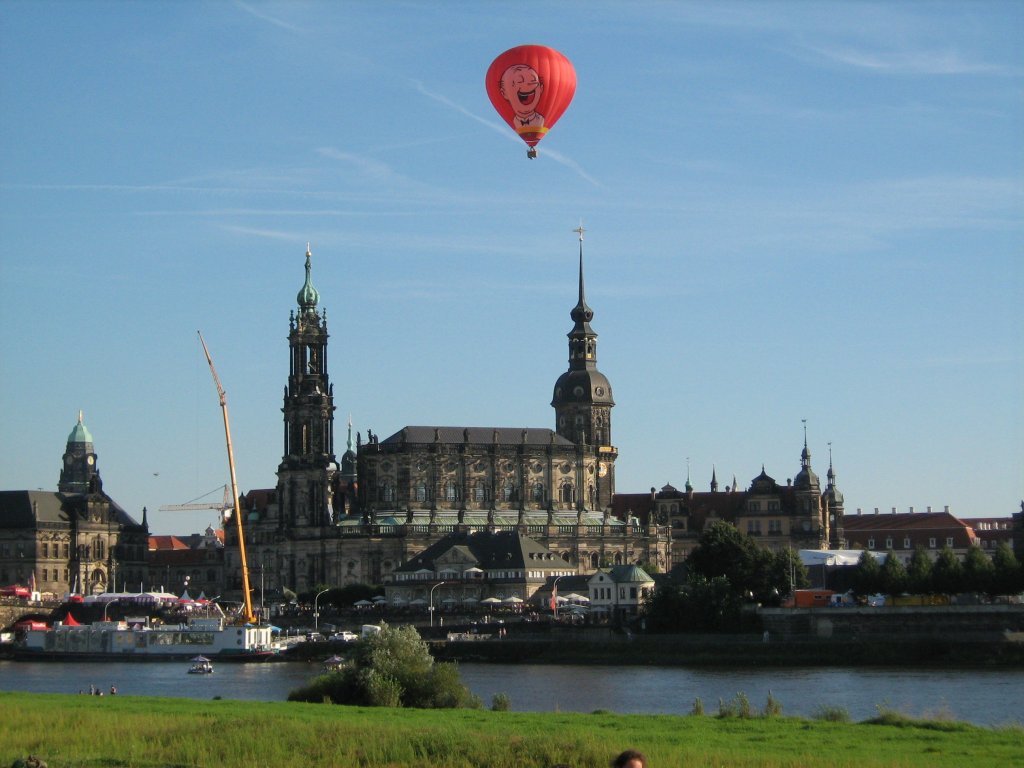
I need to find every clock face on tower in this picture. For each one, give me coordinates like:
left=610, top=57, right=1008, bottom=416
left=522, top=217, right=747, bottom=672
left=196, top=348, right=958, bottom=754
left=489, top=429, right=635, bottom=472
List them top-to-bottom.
left=87, top=456, right=95, bottom=466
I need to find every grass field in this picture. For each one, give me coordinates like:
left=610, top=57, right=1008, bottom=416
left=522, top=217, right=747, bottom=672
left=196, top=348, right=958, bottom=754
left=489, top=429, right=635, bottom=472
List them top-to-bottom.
left=2, top=692, right=1021, bottom=768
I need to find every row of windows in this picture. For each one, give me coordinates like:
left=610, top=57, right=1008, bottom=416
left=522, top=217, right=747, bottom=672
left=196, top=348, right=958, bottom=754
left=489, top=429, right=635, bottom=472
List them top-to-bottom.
left=379, top=481, right=581, bottom=504
left=746, top=520, right=784, bottom=534
left=866, top=537, right=955, bottom=550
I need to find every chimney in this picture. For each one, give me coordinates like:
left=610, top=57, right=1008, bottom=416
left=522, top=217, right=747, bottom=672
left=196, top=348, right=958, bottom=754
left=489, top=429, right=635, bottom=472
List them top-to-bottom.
left=944, top=505, right=949, bottom=513
left=909, top=506, right=914, bottom=514
left=927, top=506, right=932, bottom=513
left=856, top=507, right=862, bottom=515
left=891, top=507, right=897, bottom=514
left=874, top=508, right=879, bottom=515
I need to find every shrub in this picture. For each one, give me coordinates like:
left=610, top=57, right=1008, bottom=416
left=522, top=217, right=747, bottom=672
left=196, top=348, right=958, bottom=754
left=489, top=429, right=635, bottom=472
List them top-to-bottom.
left=287, top=623, right=479, bottom=709
left=763, top=690, right=783, bottom=718
left=717, top=692, right=753, bottom=719
left=491, top=693, right=512, bottom=711
left=690, top=697, right=705, bottom=716
left=812, top=705, right=851, bottom=723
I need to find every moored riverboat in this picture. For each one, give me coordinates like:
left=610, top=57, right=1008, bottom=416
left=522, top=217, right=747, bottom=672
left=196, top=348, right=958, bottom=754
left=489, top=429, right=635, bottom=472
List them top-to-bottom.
left=16, top=616, right=277, bottom=661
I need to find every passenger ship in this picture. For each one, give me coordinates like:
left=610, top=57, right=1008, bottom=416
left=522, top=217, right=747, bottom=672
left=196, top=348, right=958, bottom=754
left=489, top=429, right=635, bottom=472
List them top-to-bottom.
left=18, top=616, right=277, bottom=661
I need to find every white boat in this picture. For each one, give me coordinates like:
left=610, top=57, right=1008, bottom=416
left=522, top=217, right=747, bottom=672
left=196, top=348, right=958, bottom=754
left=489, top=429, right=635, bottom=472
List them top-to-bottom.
left=18, top=616, right=277, bottom=661
left=188, top=655, right=214, bottom=674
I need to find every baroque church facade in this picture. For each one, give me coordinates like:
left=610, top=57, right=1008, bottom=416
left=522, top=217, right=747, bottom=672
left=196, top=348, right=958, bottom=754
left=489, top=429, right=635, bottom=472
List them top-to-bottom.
left=226, top=237, right=671, bottom=596
left=0, top=413, right=149, bottom=596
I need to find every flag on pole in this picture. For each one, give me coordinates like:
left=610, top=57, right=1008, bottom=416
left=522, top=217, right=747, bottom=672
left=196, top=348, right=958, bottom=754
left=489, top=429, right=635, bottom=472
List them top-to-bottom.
left=29, top=571, right=37, bottom=593
left=549, top=582, right=557, bottom=611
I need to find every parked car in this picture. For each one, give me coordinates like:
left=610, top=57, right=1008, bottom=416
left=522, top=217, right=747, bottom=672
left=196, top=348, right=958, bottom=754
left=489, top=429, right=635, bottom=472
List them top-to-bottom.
left=330, top=631, right=358, bottom=642
left=305, top=632, right=326, bottom=643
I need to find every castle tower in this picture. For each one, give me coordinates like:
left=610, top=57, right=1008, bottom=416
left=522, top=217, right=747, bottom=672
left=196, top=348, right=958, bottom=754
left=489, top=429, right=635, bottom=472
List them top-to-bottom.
left=551, top=225, right=616, bottom=508
left=277, top=245, right=338, bottom=531
left=58, top=411, right=100, bottom=494
left=792, top=422, right=825, bottom=546
left=823, top=443, right=845, bottom=547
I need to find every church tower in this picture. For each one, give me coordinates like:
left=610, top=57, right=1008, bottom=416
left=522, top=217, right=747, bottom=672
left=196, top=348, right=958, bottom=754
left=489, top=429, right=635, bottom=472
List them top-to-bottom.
left=551, top=226, right=617, bottom=508
left=276, top=245, right=338, bottom=531
left=59, top=411, right=100, bottom=494
left=792, top=423, right=825, bottom=546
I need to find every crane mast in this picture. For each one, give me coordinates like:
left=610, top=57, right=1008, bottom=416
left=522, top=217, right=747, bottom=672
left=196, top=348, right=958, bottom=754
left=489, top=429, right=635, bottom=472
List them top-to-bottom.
left=197, top=331, right=256, bottom=625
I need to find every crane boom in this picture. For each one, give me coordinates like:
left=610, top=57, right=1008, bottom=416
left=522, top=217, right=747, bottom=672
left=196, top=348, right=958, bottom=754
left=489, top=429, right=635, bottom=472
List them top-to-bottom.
left=197, top=331, right=256, bottom=624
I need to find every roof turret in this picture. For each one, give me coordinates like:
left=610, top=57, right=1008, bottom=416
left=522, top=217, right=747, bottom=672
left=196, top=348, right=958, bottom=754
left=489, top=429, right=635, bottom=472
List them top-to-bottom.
left=296, top=243, right=320, bottom=311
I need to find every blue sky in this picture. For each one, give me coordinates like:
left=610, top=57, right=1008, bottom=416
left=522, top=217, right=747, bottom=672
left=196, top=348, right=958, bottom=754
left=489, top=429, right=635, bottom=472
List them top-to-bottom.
left=1, top=1, right=1021, bottom=536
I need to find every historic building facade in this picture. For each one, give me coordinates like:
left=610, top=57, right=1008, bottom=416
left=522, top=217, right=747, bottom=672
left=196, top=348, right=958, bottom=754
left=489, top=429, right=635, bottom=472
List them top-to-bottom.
left=225, top=236, right=670, bottom=597
left=0, top=413, right=149, bottom=596
left=613, top=436, right=845, bottom=568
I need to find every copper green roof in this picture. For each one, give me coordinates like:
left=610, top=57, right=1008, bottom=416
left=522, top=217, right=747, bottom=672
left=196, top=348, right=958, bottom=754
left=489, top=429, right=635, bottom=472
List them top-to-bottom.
left=67, top=411, right=93, bottom=445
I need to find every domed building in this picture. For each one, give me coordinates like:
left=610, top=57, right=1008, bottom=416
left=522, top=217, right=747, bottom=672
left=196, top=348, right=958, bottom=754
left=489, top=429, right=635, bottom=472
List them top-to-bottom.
left=227, top=233, right=670, bottom=596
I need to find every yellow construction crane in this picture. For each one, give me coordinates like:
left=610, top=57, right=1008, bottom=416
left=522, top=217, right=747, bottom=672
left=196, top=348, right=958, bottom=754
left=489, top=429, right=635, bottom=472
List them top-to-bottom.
left=197, top=331, right=256, bottom=625
left=158, top=485, right=231, bottom=520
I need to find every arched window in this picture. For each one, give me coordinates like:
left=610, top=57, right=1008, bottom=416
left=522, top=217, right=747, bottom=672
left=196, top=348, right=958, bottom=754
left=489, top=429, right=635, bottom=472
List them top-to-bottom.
left=444, top=482, right=460, bottom=502
left=474, top=482, right=491, bottom=503
left=502, top=482, right=516, bottom=502
left=560, top=482, right=574, bottom=504
left=415, top=483, right=427, bottom=503
left=533, top=483, right=545, bottom=503
left=590, top=552, right=599, bottom=569
left=614, top=552, right=623, bottom=565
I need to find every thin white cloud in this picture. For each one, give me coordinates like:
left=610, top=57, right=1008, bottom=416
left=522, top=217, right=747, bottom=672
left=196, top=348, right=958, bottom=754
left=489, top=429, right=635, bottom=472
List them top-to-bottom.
left=233, top=1, right=304, bottom=33
left=801, top=43, right=1012, bottom=76
left=410, top=79, right=601, bottom=187
left=316, top=147, right=413, bottom=187
left=220, top=225, right=300, bottom=241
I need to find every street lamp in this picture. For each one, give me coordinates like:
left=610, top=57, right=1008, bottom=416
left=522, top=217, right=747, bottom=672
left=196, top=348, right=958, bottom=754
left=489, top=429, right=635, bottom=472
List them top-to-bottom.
left=552, top=574, right=565, bottom=620
left=429, top=581, right=446, bottom=628
left=313, top=588, right=329, bottom=633
left=103, top=598, right=120, bottom=622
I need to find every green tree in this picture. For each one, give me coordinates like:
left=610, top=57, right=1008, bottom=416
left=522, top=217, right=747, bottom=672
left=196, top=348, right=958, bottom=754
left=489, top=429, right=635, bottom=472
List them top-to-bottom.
left=686, top=521, right=760, bottom=589
left=991, top=542, right=1023, bottom=596
left=961, top=545, right=995, bottom=595
left=930, top=546, right=963, bottom=595
left=906, top=547, right=933, bottom=594
left=852, top=550, right=883, bottom=596
left=879, top=551, right=908, bottom=594
left=288, top=623, right=480, bottom=708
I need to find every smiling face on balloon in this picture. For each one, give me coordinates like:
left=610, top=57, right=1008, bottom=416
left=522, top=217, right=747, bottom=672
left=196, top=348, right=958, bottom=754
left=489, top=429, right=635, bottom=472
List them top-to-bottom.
left=499, top=64, right=545, bottom=126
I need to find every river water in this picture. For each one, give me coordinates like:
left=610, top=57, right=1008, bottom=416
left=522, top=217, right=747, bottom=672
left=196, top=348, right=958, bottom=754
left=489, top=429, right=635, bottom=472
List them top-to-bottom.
left=2, top=660, right=1021, bottom=727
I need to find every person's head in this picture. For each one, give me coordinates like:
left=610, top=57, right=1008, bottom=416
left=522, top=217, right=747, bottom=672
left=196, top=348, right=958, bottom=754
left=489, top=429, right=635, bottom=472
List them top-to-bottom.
left=499, top=64, right=543, bottom=119
left=612, top=750, right=646, bottom=768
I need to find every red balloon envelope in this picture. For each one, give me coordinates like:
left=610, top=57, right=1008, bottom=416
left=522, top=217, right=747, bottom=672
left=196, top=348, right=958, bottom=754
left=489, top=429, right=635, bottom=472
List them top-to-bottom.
left=486, top=45, right=576, bottom=158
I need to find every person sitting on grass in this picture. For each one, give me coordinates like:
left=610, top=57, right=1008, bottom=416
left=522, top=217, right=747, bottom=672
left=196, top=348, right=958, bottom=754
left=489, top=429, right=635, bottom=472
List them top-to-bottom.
left=612, top=749, right=646, bottom=768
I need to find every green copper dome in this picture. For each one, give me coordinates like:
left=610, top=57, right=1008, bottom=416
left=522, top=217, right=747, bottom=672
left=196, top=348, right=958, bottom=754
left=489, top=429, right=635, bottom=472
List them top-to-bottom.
left=297, top=244, right=320, bottom=309
left=67, top=411, right=93, bottom=444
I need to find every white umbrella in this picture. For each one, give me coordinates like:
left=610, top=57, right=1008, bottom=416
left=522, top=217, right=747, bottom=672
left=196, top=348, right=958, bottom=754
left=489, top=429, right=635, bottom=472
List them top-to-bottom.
left=565, top=593, right=588, bottom=602
left=555, top=595, right=569, bottom=603
left=372, top=596, right=387, bottom=603
left=502, top=596, right=524, bottom=604
left=441, top=597, right=458, bottom=604
left=461, top=597, right=479, bottom=604
left=481, top=597, right=501, bottom=604
left=410, top=598, right=427, bottom=606
left=353, top=599, right=373, bottom=607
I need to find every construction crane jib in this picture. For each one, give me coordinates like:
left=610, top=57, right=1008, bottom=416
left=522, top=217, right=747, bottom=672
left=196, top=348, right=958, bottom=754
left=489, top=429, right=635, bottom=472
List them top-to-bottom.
left=197, top=331, right=256, bottom=625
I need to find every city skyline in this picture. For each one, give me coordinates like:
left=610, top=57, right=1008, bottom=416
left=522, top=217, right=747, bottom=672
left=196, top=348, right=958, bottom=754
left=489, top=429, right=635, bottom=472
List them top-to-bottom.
left=1, top=2, right=1021, bottom=535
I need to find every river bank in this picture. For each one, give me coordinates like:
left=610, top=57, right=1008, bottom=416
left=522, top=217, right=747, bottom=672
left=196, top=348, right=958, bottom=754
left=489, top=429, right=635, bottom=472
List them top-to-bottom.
left=2, top=691, right=1021, bottom=768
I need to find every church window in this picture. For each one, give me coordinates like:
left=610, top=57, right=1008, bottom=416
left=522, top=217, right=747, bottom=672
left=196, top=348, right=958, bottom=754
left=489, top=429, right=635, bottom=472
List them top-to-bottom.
left=474, top=482, right=492, bottom=503
left=560, top=482, right=574, bottom=504
left=532, top=483, right=545, bottom=503
left=415, top=484, right=427, bottom=503
left=614, top=552, right=622, bottom=565
left=590, top=553, right=599, bottom=569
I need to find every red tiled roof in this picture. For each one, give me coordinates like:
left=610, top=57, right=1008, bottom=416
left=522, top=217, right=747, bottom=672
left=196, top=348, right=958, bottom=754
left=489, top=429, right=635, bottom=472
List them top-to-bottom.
left=148, top=535, right=189, bottom=551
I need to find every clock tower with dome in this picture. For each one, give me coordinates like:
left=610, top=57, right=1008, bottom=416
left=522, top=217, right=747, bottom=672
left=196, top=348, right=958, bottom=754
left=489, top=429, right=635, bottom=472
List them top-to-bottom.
left=551, top=226, right=617, bottom=508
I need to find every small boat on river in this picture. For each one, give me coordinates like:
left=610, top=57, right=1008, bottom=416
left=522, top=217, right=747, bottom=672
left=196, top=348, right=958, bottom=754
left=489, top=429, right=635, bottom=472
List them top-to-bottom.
left=188, top=655, right=214, bottom=674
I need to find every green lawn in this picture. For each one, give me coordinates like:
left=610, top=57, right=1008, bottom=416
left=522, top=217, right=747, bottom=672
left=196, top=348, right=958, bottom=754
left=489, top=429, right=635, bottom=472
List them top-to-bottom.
left=1, top=692, right=1021, bottom=768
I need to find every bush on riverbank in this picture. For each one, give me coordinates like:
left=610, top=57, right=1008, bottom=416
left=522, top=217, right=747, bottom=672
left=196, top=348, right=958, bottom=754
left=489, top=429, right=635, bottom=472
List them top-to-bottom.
left=288, top=623, right=481, bottom=708
left=2, top=692, right=1021, bottom=768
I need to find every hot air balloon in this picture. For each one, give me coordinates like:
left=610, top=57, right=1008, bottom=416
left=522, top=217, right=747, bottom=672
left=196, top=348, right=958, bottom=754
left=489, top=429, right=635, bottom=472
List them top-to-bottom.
left=485, top=44, right=576, bottom=159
